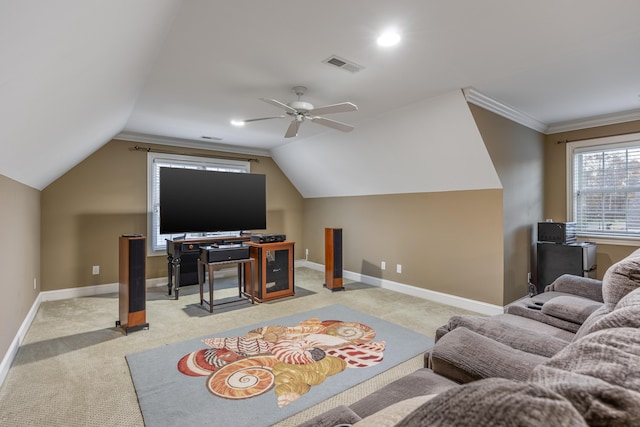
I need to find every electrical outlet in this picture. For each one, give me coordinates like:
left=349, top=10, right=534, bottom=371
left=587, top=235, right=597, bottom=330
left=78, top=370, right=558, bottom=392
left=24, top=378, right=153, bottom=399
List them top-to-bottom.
left=305, top=248, right=309, bottom=260
left=381, top=261, right=386, bottom=270
left=396, top=264, right=402, bottom=274
left=92, top=265, right=100, bottom=275
left=33, top=278, right=37, bottom=290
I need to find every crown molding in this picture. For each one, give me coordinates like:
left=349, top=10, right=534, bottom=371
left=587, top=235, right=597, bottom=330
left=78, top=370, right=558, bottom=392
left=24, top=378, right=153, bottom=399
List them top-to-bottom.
left=463, top=87, right=548, bottom=133
left=464, top=87, right=640, bottom=135
left=546, top=108, right=640, bottom=134
left=115, top=132, right=271, bottom=157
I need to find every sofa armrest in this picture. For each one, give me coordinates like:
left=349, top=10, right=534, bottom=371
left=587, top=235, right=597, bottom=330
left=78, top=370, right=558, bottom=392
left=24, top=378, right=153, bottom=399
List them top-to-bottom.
left=544, top=274, right=603, bottom=302
left=540, top=295, right=603, bottom=324
left=429, top=327, right=549, bottom=383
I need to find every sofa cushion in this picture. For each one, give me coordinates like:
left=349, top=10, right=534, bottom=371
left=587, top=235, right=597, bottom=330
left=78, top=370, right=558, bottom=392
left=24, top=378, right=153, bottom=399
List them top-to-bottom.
left=601, top=255, right=640, bottom=309
left=615, top=286, right=640, bottom=309
left=540, top=295, right=603, bottom=324
left=506, top=301, right=583, bottom=333
left=572, top=305, right=610, bottom=341
left=573, top=305, right=640, bottom=340
left=494, top=313, right=576, bottom=341
left=442, top=314, right=569, bottom=357
left=429, top=327, right=548, bottom=383
left=530, top=327, right=640, bottom=425
left=349, top=368, right=457, bottom=418
left=389, top=378, right=586, bottom=427
left=352, top=395, right=436, bottom=427
left=294, top=405, right=362, bottom=427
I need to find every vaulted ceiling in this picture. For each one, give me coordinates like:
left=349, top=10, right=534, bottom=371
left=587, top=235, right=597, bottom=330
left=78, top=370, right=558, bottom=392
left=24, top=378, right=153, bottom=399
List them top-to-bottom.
left=3, top=1, right=640, bottom=190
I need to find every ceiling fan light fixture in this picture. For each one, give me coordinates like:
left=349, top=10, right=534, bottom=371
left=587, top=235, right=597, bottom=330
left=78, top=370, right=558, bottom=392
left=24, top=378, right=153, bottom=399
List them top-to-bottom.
left=377, top=30, right=401, bottom=47
left=240, top=86, right=358, bottom=138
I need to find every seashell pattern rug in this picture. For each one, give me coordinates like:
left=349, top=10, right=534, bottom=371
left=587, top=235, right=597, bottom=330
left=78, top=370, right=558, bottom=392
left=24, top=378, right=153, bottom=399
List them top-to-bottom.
left=126, top=304, right=433, bottom=427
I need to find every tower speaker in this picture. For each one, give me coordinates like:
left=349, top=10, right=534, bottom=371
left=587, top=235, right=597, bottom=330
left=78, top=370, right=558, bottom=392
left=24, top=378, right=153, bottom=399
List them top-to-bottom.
left=324, top=228, right=344, bottom=291
left=118, top=235, right=149, bottom=333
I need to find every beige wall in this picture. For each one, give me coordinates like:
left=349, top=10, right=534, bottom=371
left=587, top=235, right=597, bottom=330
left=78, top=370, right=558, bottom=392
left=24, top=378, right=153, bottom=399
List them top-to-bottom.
left=470, top=105, right=545, bottom=303
left=545, top=120, right=640, bottom=277
left=41, top=140, right=304, bottom=291
left=0, top=174, right=40, bottom=360
left=303, top=190, right=505, bottom=306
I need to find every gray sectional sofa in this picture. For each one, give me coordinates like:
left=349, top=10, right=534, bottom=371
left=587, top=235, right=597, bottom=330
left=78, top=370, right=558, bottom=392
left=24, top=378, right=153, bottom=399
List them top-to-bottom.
left=298, top=249, right=640, bottom=426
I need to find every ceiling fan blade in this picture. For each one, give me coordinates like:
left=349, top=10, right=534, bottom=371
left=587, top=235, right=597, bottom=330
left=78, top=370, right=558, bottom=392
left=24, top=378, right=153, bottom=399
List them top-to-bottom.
left=260, top=98, right=298, bottom=114
left=309, top=102, right=358, bottom=115
left=243, top=116, right=285, bottom=123
left=311, top=116, right=355, bottom=133
left=284, top=119, right=300, bottom=138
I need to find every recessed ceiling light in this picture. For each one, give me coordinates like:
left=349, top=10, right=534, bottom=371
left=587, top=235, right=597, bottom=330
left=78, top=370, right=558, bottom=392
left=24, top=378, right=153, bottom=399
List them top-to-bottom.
left=377, top=30, right=401, bottom=47
left=230, top=120, right=245, bottom=127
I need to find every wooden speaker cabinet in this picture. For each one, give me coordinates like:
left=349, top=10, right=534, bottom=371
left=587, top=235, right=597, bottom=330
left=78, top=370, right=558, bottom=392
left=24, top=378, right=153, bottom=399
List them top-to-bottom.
left=324, top=228, right=344, bottom=291
left=118, top=235, right=149, bottom=333
left=247, top=241, right=295, bottom=302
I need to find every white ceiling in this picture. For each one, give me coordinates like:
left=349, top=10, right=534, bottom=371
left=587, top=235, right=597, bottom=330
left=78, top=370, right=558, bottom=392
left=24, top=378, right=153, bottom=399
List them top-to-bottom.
left=3, top=0, right=640, bottom=189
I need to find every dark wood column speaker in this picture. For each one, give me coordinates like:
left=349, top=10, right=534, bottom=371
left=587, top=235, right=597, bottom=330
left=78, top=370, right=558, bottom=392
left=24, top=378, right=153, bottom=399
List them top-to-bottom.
left=324, top=228, right=344, bottom=291
left=118, top=235, right=149, bottom=333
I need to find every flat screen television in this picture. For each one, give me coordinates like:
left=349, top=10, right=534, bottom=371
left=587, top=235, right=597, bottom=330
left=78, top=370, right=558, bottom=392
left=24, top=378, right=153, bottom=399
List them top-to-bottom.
left=159, top=167, right=266, bottom=234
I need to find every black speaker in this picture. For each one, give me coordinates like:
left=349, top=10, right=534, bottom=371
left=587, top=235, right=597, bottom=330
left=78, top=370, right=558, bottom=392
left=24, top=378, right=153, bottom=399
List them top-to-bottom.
left=325, top=228, right=344, bottom=291
left=118, top=235, right=149, bottom=333
left=128, top=237, right=145, bottom=313
left=178, top=251, right=201, bottom=286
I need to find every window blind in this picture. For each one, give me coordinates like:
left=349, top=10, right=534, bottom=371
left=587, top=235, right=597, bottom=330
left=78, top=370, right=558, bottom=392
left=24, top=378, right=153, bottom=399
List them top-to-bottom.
left=573, top=142, right=640, bottom=238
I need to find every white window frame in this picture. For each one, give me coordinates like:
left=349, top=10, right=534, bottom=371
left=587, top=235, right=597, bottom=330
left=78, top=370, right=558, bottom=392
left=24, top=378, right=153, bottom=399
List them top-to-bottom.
left=566, top=131, right=640, bottom=246
left=147, top=152, right=250, bottom=256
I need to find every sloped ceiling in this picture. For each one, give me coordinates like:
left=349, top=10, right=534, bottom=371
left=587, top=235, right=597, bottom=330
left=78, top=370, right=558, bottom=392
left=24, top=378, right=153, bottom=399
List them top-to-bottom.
left=0, top=0, right=182, bottom=190
left=2, top=1, right=640, bottom=191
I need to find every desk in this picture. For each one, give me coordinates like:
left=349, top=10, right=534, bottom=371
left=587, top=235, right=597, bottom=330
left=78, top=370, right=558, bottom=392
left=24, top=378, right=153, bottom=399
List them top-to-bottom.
left=166, top=236, right=250, bottom=299
left=197, top=257, right=255, bottom=313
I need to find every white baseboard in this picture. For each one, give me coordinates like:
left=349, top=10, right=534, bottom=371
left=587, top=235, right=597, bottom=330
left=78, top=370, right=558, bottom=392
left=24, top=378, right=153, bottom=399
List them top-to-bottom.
left=301, top=261, right=504, bottom=316
left=2, top=262, right=503, bottom=388
left=0, top=277, right=168, bottom=388
left=0, top=292, right=42, bottom=388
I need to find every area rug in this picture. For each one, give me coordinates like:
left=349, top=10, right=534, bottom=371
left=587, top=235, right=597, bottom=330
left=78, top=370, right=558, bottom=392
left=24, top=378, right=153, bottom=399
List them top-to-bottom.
left=126, top=304, right=434, bottom=427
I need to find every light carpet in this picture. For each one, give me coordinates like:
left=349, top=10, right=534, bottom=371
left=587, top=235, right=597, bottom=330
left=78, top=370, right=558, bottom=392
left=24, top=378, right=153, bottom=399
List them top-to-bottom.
left=126, top=303, right=434, bottom=427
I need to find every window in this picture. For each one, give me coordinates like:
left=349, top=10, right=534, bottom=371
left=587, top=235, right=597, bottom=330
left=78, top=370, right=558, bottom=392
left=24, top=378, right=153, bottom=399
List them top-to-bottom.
left=567, top=132, right=640, bottom=241
left=147, top=152, right=250, bottom=254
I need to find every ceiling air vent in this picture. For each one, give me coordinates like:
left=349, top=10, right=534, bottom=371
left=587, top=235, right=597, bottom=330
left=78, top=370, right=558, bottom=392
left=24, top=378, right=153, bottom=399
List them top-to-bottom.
left=322, top=55, right=364, bottom=73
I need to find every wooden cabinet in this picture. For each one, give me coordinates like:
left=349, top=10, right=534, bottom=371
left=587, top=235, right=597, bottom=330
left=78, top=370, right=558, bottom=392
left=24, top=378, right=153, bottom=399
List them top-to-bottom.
left=247, top=241, right=294, bottom=302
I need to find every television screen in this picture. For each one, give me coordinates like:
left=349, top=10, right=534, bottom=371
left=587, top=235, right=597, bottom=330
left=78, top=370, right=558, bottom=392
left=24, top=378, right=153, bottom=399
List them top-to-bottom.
left=159, top=168, right=266, bottom=234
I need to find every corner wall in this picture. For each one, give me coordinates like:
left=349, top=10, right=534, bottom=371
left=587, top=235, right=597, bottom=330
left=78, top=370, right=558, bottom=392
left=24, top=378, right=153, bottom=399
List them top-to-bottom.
left=469, top=105, right=545, bottom=303
left=0, top=175, right=40, bottom=369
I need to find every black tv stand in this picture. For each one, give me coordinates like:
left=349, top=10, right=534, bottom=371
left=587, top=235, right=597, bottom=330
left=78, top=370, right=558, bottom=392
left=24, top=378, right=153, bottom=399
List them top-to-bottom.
left=166, top=235, right=250, bottom=299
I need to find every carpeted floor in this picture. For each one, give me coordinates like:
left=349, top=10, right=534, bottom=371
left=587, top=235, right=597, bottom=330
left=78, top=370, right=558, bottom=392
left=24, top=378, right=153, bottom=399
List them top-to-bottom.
left=0, top=267, right=476, bottom=426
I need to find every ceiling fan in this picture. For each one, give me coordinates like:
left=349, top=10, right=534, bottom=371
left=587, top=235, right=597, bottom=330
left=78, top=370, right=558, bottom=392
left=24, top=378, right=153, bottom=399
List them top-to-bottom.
left=240, top=86, right=358, bottom=138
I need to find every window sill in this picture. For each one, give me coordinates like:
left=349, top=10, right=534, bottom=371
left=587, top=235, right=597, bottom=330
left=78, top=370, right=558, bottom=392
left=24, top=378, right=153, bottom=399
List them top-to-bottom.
left=577, top=236, right=640, bottom=247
